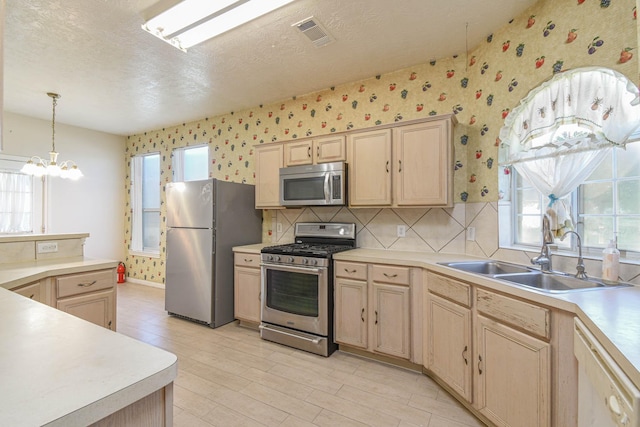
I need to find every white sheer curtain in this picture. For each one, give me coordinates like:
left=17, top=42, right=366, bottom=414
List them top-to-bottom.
left=499, top=67, right=640, bottom=235
left=0, top=170, right=34, bottom=233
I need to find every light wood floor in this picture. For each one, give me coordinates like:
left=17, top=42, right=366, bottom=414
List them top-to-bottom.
left=117, top=282, right=485, bottom=427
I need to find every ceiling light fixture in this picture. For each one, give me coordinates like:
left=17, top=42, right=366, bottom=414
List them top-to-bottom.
left=142, top=0, right=297, bottom=51
left=21, top=93, right=83, bottom=180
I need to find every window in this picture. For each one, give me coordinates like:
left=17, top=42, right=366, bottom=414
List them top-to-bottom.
left=508, top=140, right=640, bottom=257
left=172, top=145, right=209, bottom=181
left=130, top=153, right=161, bottom=255
left=0, top=155, right=44, bottom=234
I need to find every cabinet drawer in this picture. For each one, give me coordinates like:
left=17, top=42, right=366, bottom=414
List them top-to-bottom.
left=235, top=252, right=261, bottom=268
left=335, top=261, right=367, bottom=280
left=371, top=265, right=410, bottom=286
left=57, top=269, right=115, bottom=298
left=427, top=272, right=471, bottom=307
left=13, top=281, right=44, bottom=304
left=476, top=288, right=550, bottom=340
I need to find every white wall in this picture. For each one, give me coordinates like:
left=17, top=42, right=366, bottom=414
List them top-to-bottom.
left=1, top=112, right=126, bottom=261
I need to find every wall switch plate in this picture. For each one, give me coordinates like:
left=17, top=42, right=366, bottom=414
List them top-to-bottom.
left=276, top=223, right=283, bottom=233
left=397, top=225, right=406, bottom=238
left=466, top=227, right=476, bottom=241
left=37, top=241, right=59, bottom=253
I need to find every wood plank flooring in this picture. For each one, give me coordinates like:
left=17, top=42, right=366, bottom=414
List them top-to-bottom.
left=116, top=283, right=485, bottom=427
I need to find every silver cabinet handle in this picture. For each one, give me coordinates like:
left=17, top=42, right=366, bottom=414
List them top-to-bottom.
left=308, top=146, right=312, bottom=158
left=317, top=146, right=320, bottom=158
left=386, top=160, right=389, bottom=173
left=399, top=160, right=402, bottom=173
left=244, top=258, right=253, bottom=263
left=345, top=268, right=357, bottom=274
left=383, top=273, right=398, bottom=278
left=77, top=280, right=97, bottom=287
left=258, top=291, right=261, bottom=301
left=361, top=308, right=365, bottom=322
left=375, top=310, right=378, bottom=325
left=462, top=345, right=468, bottom=365
left=478, top=355, right=483, bottom=375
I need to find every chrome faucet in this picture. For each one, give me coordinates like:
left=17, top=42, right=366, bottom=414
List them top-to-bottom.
left=531, top=214, right=555, bottom=272
left=560, top=230, right=588, bottom=279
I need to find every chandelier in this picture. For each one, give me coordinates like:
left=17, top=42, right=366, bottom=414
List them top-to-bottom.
left=20, top=93, right=83, bottom=180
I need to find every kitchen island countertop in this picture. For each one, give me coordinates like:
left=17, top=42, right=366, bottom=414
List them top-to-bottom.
left=0, top=258, right=177, bottom=426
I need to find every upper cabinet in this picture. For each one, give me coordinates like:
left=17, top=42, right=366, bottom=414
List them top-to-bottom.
left=348, top=116, right=454, bottom=207
left=284, top=135, right=346, bottom=167
left=255, top=143, right=284, bottom=209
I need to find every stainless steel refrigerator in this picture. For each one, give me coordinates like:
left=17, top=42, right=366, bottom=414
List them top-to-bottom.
left=165, top=179, right=261, bottom=327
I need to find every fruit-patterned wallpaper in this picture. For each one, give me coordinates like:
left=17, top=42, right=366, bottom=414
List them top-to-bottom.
left=124, top=0, right=638, bottom=284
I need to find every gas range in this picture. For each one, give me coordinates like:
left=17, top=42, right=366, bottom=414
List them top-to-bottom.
left=261, top=223, right=356, bottom=267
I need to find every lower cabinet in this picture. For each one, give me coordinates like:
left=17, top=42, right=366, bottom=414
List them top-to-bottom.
left=233, top=252, right=262, bottom=325
left=335, top=261, right=412, bottom=361
left=55, top=269, right=116, bottom=330
left=425, top=272, right=556, bottom=427
left=12, top=279, right=50, bottom=305
left=475, top=315, right=550, bottom=427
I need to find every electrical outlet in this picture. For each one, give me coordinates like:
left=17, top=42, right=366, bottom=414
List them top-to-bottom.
left=276, top=223, right=283, bottom=233
left=397, top=225, right=406, bottom=238
left=466, top=227, right=476, bottom=241
left=37, top=241, right=58, bottom=253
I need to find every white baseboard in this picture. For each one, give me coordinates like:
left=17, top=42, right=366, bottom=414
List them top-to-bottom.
left=124, top=277, right=165, bottom=290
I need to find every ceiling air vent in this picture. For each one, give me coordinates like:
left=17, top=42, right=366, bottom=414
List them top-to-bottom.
left=292, top=17, right=334, bottom=48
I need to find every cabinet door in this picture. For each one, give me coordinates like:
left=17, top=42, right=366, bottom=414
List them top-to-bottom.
left=393, top=120, right=452, bottom=206
left=347, top=129, right=392, bottom=206
left=314, top=135, right=346, bottom=164
left=284, top=140, right=313, bottom=167
left=255, top=144, right=283, bottom=208
left=234, top=266, right=261, bottom=324
left=334, top=278, right=368, bottom=349
left=13, top=281, right=46, bottom=304
left=372, top=283, right=410, bottom=359
left=57, top=289, right=116, bottom=330
left=425, top=293, right=472, bottom=402
left=475, top=315, right=550, bottom=427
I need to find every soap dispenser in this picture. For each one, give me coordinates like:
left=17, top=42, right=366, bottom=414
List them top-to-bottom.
left=602, top=239, right=620, bottom=283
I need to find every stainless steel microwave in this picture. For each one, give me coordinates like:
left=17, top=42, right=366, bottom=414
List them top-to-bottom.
left=279, top=161, right=346, bottom=206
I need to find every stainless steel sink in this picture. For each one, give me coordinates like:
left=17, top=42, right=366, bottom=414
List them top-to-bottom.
left=438, top=261, right=534, bottom=275
left=438, top=261, right=631, bottom=293
left=493, top=272, right=630, bottom=293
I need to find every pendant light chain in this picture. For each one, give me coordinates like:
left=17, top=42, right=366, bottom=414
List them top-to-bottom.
left=51, top=94, right=57, bottom=153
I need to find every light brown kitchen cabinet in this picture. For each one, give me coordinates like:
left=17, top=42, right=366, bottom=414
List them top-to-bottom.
left=347, top=116, right=454, bottom=207
left=392, top=119, right=452, bottom=206
left=347, top=128, right=393, bottom=206
left=284, top=135, right=345, bottom=166
left=254, top=143, right=283, bottom=208
left=233, top=252, right=262, bottom=326
left=334, top=261, right=368, bottom=349
left=335, top=261, right=412, bottom=361
left=55, top=269, right=116, bottom=330
left=12, top=279, right=50, bottom=305
left=425, top=279, right=472, bottom=402
left=475, top=314, right=550, bottom=427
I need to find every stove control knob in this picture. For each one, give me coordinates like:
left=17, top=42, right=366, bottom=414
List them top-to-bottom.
left=267, top=255, right=273, bottom=261
left=274, top=256, right=281, bottom=262
left=288, top=257, right=294, bottom=263
left=302, top=258, right=309, bottom=265
left=312, top=259, right=318, bottom=266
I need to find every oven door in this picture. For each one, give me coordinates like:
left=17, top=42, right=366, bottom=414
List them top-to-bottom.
left=261, top=262, right=328, bottom=336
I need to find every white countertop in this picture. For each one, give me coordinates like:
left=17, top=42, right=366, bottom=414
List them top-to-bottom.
left=232, top=243, right=270, bottom=254
left=334, top=248, right=640, bottom=387
left=0, top=257, right=177, bottom=426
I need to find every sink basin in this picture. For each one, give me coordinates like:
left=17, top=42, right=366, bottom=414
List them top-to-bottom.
left=438, top=261, right=534, bottom=275
left=494, top=272, right=631, bottom=293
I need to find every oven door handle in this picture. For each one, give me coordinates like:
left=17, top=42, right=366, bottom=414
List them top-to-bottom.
left=261, top=263, right=325, bottom=274
left=259, top=324, right=322, bottom=344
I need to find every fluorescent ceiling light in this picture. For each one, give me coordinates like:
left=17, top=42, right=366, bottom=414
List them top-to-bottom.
left=142, top=0, right=297, bottom=51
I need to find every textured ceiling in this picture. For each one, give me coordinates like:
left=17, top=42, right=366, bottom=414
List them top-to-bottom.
left=3, top=0, right=538, bottom=136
